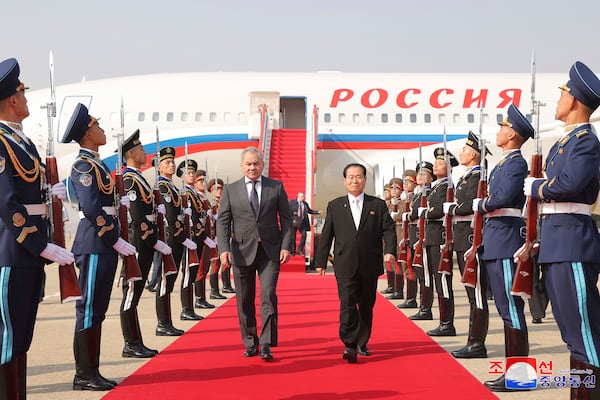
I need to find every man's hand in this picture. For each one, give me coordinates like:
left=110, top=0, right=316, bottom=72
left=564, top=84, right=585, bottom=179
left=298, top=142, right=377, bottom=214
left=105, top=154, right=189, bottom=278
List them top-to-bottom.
left=280, top=249, right=290, bottom=264
left=220, top=251, right=232, bottom=267
left=384, top=253, right=396, bottom=264
left=316, top=267, right=326, bottom=276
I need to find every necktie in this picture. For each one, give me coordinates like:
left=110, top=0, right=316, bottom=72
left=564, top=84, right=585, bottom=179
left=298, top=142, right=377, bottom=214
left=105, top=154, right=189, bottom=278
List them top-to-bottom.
left=250, top=181, right=259, bottom=216
left=352, top=198, right=361, bottom=229
left=298, top=201, right=304, bottom=218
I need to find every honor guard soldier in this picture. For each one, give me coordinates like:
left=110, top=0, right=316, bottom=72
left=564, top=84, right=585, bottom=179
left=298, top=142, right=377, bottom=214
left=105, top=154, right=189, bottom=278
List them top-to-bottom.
left=0, top=58, right=74, bottom=399
left=525, top=61, right=600, bottom=399
left=62, top=103, right=137, bottom=391
left=474, top=104, right=533, bottom=392
left=120, top=130, right=171, bottom=358
left=448, top=132, right=491, bottom=358
left=155, top=147, right=198, bottom=335
left=426, top=148, right=458, bottom=336
left=176, top=159, right=206, bottom=320
left=407, top=161, right=436, bottom=320
left=193, top=170, right=217, bottom=309
left=398, top=170, right=418, bottom=308
left=207, top=178, right=232, bottom=299
left=386, top=178, right=405, bottom=300
left=381, top=183, right=394, bottom=294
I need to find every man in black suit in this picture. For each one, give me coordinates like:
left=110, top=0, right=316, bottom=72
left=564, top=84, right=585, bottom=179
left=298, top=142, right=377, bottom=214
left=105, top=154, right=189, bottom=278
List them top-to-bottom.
left=217, top=147, right=292, bottom=361
left=315, top=163, right=396, bottom=363
left=289, top=192, right=320, bottom=256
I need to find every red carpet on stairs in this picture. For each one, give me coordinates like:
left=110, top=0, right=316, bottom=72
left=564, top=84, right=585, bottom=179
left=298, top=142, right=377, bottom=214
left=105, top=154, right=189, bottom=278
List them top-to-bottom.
left=102, top=274, right=496, bottom=400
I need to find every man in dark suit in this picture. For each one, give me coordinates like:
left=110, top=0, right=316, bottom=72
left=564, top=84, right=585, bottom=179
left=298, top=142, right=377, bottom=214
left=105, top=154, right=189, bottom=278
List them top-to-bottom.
left=217, top=147, right=292, bottom=361
left=315, top=163, right=396, bottom=363
left=289, top=192, right=320, bottom=256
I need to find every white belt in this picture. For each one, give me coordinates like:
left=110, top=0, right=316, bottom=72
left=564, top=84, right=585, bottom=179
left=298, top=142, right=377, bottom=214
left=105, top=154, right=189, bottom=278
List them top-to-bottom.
left=541, top=202, right=591, bottom=216
left=24, top=204, right=48, bottom=216
left=79, top=206, right=117, bottom=219
left=486, top=208, right=522, bottom=218
left=145, top=214, right=156, bottom=222
left=452, top=215, right=473, bottom=223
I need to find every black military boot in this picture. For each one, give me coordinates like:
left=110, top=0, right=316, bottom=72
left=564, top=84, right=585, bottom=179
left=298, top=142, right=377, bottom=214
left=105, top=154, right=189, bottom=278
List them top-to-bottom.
left=221, top=267, right=235, bottom=293
left=380, top=271, right=394, bottom=294
left=386, top=272, right=404, bottom=299
left=209, top=273, right=226, bottom=299
left=194, top=278, right=215, bottom=309
left=398, top=279, right=418, bottom=308
left=180, top=283, right=204, bottom=321
left=409, top=283, right=433, bottom=320
left=156, top=294, right=184, bottom=336
left=427, top=295, right=456, bottom=336
left=452, top=306, right=489, bottom=358
left=121, top=308, right=158, bottom=358
left=73, top=325, right=115, bottom=391
left=484, top=325, right=529, bottom=392
left=16, top=352, right=26, bottom=399
left=570, top=356, right=600, bottom=400
left=0, top=357, right=18, bottom=399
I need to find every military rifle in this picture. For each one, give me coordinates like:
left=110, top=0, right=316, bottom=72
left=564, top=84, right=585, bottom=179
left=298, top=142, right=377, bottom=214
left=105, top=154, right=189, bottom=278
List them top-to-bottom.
left=43, top=51, right=82, bottom=303
left=438, top=125, right=454, bottom=276
left=181, top=141, right=200, bottom=269
left=412, top=144, right=427, bottom=276
left=398, top=157, right=415, bottom=280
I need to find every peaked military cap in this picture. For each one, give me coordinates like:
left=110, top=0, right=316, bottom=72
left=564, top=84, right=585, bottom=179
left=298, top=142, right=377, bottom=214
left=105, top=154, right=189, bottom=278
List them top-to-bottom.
left=0, top=58, right=27, bottom=100
left=560, top=61, right=600, bottom=110
left=61, top=103, right=98, bottom=143
left=498, top=104, right=534, bottom=140
left=122, top=129, right=142, bottom=155
left=465, top=130, right=492, bottom=156
left=433, top=147, right=458, bottom=167
left=176, top=159, right=198, bottom=177
left=416, top=161, right=436, bottom=182
left=403, top=169, right=417, bottom=184
left=389, top=177, right=403, bottom=189
left=207, top=178, right=224, bottom=191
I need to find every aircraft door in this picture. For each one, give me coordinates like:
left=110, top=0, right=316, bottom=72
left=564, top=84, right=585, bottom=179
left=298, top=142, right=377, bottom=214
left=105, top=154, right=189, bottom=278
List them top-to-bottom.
left=280, top=97, right=306, bottom=129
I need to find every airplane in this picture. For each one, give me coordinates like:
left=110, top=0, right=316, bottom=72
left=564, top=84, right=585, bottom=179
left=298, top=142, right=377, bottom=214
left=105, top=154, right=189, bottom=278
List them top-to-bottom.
left=20, top=70, right=600, bottom=243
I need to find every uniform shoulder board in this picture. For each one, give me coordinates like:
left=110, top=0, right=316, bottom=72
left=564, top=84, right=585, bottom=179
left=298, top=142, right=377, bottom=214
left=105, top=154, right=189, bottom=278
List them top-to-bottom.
left=575, top=129, right=590, bottom=138
left=72, top=158, right=95, bottom=174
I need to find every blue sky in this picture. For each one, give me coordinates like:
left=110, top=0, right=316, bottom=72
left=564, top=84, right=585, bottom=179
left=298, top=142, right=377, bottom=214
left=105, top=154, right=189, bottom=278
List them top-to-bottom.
left=4, top=0, right=600, bottom=89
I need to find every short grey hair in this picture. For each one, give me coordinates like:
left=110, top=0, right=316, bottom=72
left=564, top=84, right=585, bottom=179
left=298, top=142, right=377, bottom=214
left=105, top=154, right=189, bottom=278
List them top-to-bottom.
left=240, top=146, right=263, bottom=161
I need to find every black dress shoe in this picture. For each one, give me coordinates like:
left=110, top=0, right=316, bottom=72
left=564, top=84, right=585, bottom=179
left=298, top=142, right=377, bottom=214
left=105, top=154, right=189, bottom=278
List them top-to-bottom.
left=145, top=285, right=156, bottom=293
left=222, top=287, right=236, bottom=294
left=380, top=287, right=394, bottom=294
left=210, top=292, right=227, bottom=300
left=386, top=292, right=404, bottom=300
left=397, top=298, right=418, bottom=309
left=195, top=299, right=215, bottom=309
left=180, top=309, right=204, bottom=321
left=409, top=309, right=433, bottom=320
left=532, top=318, right=543, bottom=324
left=156, top=323, right=184, bottom=336
left=427, top=324, right=456, bottom=337
left=122, top=342, right=158, bottom=358
left=451, top=342, right=487, bottom=359
left=260, top=344, right=273, bottom=361
left=357, top=345, right=371, bottom=356
left=243, top=346, right=259, bottom=357
left=342, top=347, right=358, bottom=363
left=73, top=374, right=115, bottom=391
left=483, top=374, right=530, bottom=392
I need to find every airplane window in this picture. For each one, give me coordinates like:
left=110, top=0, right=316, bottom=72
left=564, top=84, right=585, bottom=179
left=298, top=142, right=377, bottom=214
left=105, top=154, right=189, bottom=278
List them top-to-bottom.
left=138, top=112, right=145, bottom=122
left=152, top=112, right=159, bottom=122
left=166, top=112, right=174, bottom=122
left=181, top=112, right=188, bottom=122
left=195, top=112, right=202, bottom=122
left=209, top=112, right=217, bottom=122
left=224, top=112, right=232, bottom=123
left=238, top=112, right=247, bottom=123
left=324, top=113, right=331, bottom=123
left=338, top=113, right=346, bottom=123
left=353, top=113, right=360, bottom=124
left=367, top=113, right=374, bottom=123
left=395, top=113, right=402, bottom=123
left=381, top=114, right=388, bottom=123
left=410, top=114, right=417, bottom=123
left=424, top=114, right=431, bottom=123
left=438, top=114, right=446, bottom=124
left=453, top=114, right=460, bottom=123
left=467, top=114, right=474, bottom=123
left=483, top=114, right=489, bottom=123
left=496, top=114, right=503, bottom=123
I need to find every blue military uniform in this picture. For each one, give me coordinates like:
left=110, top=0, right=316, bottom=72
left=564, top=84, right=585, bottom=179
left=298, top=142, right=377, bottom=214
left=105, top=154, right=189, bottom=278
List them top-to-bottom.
left=0, top=58, right=51, bottom=398
left=530, top=61, right=600, bottom=398
left=62, top=103, right=120, bottom=391
left=479, top=104, right=533, bottom=392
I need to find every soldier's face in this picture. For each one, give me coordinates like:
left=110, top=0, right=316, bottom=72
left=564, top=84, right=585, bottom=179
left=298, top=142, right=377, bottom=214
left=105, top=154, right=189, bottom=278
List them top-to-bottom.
left=555, top=89, right=574, bottom=122
left=11, top=90, right=29, bottom=121
left=87, top=122, right=106, bottom=146
left=495, top=126, right=512, bottom=148
left=129, top=145, right=146, bottom=167
left=159, top=158, right=175, bottom=177
left=433, top=159, right=447, bottom=178
left=183, top=169, right=195, bottom=185
left=195, top=176, right=206, bottom=192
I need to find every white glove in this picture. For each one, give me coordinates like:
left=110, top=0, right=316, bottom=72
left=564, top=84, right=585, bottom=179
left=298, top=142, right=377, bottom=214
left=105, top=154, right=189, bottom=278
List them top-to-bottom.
left=524, top=177, right=543, bottom=197
left=51, top=182, right=67, bottom=201
left=400, top=191, right=408, bottom=201
left=120, top=195, right=130, bottom=209
left=390, top=197, right=398, bottom=205
left=472, top=198, right=482, bottom=213
left=443, top=202, right=456, bottom=215
left=157, top=204, right=166, bottom=215
left=183, top=207, right=192, bottom=217
left=417, top=207, right=427, bottom=217
left=206, top=209, right=213, bottom=217
left=390, top=211, right=399, bottom=220
left=402, top=212, right=409, bottom=222
left=213, top=213, right=218, bottom=220
left=203, top=237, right=217, bottom=249
left=113, top=238, right=137, bottom=256
left=182, top=238, right=197, bottom=251
left=153, top=239, right=172, bottom=255
left=40, top=243, right=74, bottom=265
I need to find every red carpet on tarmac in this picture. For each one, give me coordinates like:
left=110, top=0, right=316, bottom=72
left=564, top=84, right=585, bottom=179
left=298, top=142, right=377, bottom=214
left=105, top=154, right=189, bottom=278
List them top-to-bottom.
left=102, top=273, right=496, bottom=400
